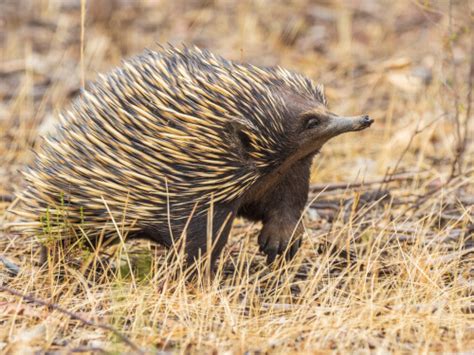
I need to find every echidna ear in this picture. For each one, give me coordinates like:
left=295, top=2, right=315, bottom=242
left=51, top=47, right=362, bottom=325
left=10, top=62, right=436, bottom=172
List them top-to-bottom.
left=228, top=120, right=253, bottom=156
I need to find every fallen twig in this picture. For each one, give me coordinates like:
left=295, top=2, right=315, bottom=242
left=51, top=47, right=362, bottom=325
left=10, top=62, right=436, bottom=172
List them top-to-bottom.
left=310, top=171, right=423, bottom=192
left=405, top=172, right=471, bottom=214
left=0, top=285, right=144, bottom=354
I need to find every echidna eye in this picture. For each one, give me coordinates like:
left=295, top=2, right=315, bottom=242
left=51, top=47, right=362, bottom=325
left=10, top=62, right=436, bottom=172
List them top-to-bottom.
left=306, top=116, right=321, bottom=129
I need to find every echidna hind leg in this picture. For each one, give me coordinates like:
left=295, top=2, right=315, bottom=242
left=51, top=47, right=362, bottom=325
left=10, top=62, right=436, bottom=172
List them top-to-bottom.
left=183, top=205, right=237, bottom=271
left=128, top=226, right=174, bottom=248
left=39, top=244, right=48, bottom=265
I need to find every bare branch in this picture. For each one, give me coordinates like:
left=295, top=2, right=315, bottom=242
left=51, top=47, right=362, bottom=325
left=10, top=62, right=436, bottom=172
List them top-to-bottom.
left=0, top=285, right=144, bottom=354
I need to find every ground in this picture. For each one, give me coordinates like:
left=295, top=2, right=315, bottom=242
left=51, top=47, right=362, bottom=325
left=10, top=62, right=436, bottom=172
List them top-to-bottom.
left=0, top=0, right=473, bottom=353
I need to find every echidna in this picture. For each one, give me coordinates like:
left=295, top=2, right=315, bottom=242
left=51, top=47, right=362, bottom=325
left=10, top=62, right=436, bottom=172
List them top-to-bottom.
left=9, top=45, right=373, bottom=266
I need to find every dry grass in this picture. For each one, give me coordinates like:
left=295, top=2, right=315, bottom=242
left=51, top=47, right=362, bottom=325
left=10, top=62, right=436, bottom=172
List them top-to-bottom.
left=1, top=0, right=473, bottom=353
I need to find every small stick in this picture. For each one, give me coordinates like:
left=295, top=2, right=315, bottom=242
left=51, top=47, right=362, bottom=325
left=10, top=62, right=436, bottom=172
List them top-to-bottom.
left=379, top=114, right=444, bottom=193
left=310, top=171, right=423, bottom=192
left=402, top=171, right=472, bottom=215
left=0, top=285, right=144, bottom=354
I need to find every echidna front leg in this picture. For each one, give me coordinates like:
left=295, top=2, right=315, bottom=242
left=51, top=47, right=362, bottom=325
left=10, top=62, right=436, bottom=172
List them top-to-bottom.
left=257, top=157, right=312, bottom=263
left=258, top=212, right=304, bottom=263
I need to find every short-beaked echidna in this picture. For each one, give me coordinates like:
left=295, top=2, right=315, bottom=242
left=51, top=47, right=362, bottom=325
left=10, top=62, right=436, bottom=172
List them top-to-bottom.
left=10, top=45, right=373, bottom=265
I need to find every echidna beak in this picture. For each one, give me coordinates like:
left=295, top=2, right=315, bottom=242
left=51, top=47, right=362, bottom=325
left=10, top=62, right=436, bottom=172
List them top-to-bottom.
left=332, top=114, right=374, bottom=134
left=358, top=115, right=374, bottom=130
